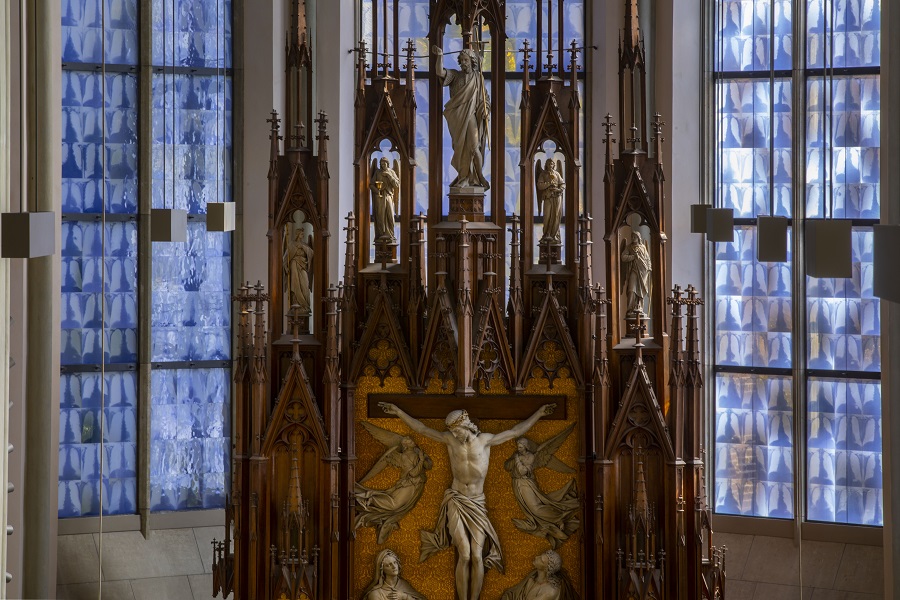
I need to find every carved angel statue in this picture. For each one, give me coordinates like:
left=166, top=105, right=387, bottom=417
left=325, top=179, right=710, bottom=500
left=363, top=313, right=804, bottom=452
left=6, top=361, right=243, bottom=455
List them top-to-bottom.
left=370, top=157, right=401, bottom=242
left=536, top=158, right=565, bottom=244
left=621, top=230, right=652, bottom=314
left=354, top=421, right=433, bottom=544
left=503, top=423, right=580, bottom=549
left=361, top=549, right=428, bottom=600
left=500, top=550, right=580, bottom=600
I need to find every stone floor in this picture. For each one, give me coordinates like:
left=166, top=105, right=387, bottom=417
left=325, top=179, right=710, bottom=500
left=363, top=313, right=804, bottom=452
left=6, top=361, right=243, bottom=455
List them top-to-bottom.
left=57, top=527, right=230, bottom=600
left=57, top=528, right=883, bottom=599
left=717, top=533, right=884, bottom=599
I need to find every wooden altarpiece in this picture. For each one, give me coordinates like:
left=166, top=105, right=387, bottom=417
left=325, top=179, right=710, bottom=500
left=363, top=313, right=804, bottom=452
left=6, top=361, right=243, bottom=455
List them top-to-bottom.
left=216, top=0, right=727, bottom=599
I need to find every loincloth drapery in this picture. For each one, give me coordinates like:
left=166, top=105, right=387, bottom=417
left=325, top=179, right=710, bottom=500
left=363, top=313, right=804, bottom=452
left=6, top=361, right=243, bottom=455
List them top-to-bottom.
left=419, top=488, right=504, bottom=573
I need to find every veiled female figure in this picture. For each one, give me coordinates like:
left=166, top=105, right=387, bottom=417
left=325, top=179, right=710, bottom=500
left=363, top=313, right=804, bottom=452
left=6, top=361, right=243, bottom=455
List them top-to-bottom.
left=355, top=423, right=433, bottom=544
left=504, top=424, right=580, bottom=549
left=361, top=549, right=427, bottom=600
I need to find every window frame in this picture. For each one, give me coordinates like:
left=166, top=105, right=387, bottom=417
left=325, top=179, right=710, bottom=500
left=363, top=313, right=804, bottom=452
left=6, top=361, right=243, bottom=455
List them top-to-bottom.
left=58, top=0, right=238, bottom=524
left=707, top=0, right=884, bottom=539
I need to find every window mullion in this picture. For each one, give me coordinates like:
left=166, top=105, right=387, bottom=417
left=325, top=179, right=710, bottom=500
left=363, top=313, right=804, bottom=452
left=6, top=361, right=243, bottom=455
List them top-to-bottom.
left=137, top=0, right=154, bottom=535
left=791, top=0, right=810, bottom=529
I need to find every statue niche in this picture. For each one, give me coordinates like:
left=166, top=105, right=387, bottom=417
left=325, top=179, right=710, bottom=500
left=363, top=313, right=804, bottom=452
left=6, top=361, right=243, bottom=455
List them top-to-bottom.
left=535, top=156, right=565, bottom=246
left=370, top=157, right=402, bottom=243
left=284, top=210, right=315, bottom=319
left=618, top=212, right=653, bottom=326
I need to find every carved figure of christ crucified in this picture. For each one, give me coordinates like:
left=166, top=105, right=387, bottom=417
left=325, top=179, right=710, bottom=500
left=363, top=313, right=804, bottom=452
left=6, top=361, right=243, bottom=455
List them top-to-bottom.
left=377, top=402, right=556, bottom=600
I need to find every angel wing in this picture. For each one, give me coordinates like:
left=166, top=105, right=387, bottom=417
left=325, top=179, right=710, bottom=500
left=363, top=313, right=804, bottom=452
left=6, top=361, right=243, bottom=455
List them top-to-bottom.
left=392, top=159, right=401, bottom=214
left=535, top=159, right=545, bottom=215
left=556, top=159, right=564, bottom=179
left=357, top=421, right=405, bottom=484
left=533, top=422, right=576, bottom=473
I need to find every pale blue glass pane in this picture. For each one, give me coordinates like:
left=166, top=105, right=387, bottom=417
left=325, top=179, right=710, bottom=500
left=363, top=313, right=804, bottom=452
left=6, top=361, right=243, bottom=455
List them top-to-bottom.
left=62, top=0, right=138, bottom=65
left=152, top=0, right=232, bottom=67
left=398, top=0, right=430, bottom=58
left=717, top=0, right=793, bottom=72
left=807, top=0, right=881, bottom=69
left=505, top=1, right=583, bottom=72
left=62, top=71, right=139, bottom=214
left=152, top=75, right=232, bottom=214
left=806, top=76, right=880, bottom=219
left=415, top=79, right=429, bottom=215
left=717, top=79, right=792, bottom=218
left=505, top=80, right=522, bottom=215
left=61, top=221, right=138, bottom=365
left=151, top=223, right=231, bottom=362
left=715, top=226, right=793, bottom=368
left=807, top=228, right=880, bottom=372
left=150, top=368, right=230, bottom=511
left=59, top=372, right=138, bottom=517
left=714, top=373, right=794, bottom=518
left=807, top=377, right=883, bottom=525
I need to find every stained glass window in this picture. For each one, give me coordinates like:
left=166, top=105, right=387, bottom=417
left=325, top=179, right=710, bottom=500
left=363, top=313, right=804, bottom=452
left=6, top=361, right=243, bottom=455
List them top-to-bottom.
left=59, top=0, right=232, bottom=517
left=713, top=0, right=882, bottom=526
left=150, top=369, right=230, bottom=511
left=715, top=373, right=794, bottom=518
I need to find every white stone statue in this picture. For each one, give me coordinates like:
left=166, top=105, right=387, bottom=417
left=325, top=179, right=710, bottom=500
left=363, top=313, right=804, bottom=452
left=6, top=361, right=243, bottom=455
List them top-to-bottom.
left=432, top=45, right=490, bottom=189
left=370, top=157, right=401, bottom=242
left=535, top=159, right=565, bottom=244
left=283, top=226, right=313, bottom=313
left=621, top=230, right=652, bottom=314
left=378, top=402, right=557, bottom=600
left=355, top=422, right=433, bottom=545
left=503, top=423, right=580, bottom=549
left=361, top=549, right=428, bottom=600
left=500, top=550, right=580, bottom=600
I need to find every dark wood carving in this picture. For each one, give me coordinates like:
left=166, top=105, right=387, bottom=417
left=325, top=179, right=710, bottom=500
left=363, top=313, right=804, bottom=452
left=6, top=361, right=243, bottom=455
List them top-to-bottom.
left=221, top=1, right=726, bottom=599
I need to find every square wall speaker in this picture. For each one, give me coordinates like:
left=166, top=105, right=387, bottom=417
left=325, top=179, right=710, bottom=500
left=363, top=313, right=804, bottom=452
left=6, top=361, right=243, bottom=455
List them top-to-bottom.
left=207, top=202, right=236, bottom=232
left=690, top=204, right=710, bottom=234
left=151, top=208, right=188, bottom=242
left=705, top=208, right=734, bottom=242
left=1, top=211, right=56, bottom=258
left=757, top=216, right=789, bottom=262
left=807, top=219, right=851, bottom=278
left=874, top=224, right=900, bottom=303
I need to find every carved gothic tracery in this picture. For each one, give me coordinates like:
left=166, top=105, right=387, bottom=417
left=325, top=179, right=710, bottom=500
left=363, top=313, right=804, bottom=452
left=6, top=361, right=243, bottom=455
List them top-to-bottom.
left=219, top=1, right=725, bottom=599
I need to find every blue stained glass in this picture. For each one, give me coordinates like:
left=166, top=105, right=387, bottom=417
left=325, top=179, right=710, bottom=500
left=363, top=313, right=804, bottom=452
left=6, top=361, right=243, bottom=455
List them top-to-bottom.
left=62, top=0, right=138, bottom=65
left=152, top=0, right=232, bottom=68
left=717, top=0, right=792, bottom=72
left=807, top=0, right=881, bottom=69
left=505, top=1, right=584, bottom=72
left=62, top=71, right=139, bottom=214
left=152, top=75, right=232, bottom=214
left=805, top=76, right=880, bottom=219
left=415, top=79, right=429, bottom=215
left=717, top=79, right=792, bottom=218
left=505, top=80, right=523, bottom=215
left=61, top=221, right=138, bottom=365
left=151, top=223, right=231, bottom=362
left=715, top=226, right=793, bottom=368
left=807, top=228, right=880, bottom=372
left=150, top=368, right=230, bottom=511
left=59, top=372, right=138, bottom=517
left=714, top=373, right=794, bottom=518
left=807, top=377, right=883, bottom=525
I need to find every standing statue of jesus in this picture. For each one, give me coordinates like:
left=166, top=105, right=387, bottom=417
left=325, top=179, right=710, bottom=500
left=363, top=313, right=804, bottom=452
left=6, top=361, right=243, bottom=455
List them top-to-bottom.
left=378, top=402, right=557, bottom=600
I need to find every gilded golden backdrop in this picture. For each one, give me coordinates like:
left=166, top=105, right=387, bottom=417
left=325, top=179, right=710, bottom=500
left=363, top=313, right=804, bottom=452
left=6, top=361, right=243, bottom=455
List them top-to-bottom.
left=354, top=375, right=582, bottom=599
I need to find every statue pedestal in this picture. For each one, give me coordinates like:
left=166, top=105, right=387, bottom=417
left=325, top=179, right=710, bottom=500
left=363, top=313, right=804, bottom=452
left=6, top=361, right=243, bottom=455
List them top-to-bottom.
left=448, top=186, right=486, bottom=222
left=374, top=239, right=398, bottom=266
left=539, top=241, right=562, bottom=264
